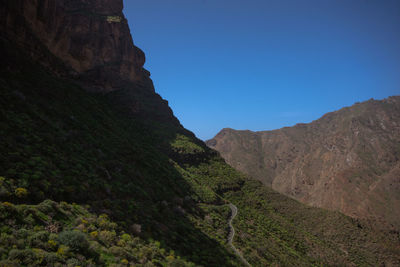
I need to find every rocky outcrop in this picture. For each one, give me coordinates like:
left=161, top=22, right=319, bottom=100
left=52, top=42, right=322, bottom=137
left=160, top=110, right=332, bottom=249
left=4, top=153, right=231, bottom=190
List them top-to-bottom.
left=0, top=0, right=150, bottom=92
left=0, top=0, right=181, bottom=126
left=207, top=97, right=400, bottom=230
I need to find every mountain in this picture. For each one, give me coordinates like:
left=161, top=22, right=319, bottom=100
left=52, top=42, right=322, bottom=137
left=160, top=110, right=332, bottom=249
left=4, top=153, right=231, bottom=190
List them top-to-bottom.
left=1, top=1, right=400, bottom=266
left=207, top=97, right=400, bottom=231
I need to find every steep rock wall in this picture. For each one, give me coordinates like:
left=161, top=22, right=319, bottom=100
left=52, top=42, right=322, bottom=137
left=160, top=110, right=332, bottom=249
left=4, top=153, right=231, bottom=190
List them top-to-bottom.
left=1, top=0, right=150, bottom=92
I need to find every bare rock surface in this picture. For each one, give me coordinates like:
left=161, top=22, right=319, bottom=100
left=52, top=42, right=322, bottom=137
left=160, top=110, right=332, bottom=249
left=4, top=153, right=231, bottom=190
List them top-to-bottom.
left=0, top=0, right=180, bottom=126
left=1, top=0, right=150, bottom=92
left=207, top=96, right=400, bottom=230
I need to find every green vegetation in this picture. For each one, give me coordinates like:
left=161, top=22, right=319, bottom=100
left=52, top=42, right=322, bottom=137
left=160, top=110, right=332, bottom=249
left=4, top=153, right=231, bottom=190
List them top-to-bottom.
left=0, top=37, right=399, bottom=266
left=0, top=38, right=237, bottom=266
left=171, top=134, right=205, bottom=155
left=185, top=160, right=400, bottom=266
left=0, top=199, right=195, bottom=266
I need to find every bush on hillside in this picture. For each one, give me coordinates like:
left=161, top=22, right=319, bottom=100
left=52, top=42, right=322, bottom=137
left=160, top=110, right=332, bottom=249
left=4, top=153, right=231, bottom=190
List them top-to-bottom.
left=58, top=230, right=88, bottom=252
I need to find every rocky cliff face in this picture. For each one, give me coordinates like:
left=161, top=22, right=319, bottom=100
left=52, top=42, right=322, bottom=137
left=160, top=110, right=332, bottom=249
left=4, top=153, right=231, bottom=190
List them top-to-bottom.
left=1, top=0, right=150, bottom=92
left=1, top=0, right=180, bottom=125
left=207, top=97, right=400, bottom=230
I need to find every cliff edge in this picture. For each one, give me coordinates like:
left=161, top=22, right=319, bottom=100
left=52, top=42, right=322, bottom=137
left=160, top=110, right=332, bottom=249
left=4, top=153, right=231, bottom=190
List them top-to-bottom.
left=1, top=0, right=151, bottom=92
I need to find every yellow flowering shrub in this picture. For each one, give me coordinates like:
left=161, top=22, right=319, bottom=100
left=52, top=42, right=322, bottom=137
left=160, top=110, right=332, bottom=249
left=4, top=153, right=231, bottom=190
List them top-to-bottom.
left=15, top=187, right=28, bottom=198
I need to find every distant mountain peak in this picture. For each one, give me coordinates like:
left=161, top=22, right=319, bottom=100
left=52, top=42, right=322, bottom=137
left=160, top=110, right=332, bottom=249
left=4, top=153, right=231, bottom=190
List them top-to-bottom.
left=208, top=96, right=400, bottom=230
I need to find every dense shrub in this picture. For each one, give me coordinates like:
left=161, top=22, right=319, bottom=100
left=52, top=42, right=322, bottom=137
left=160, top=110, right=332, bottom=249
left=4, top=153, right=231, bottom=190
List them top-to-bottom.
left=14, top=188, right=28, bottom=198
left=38, top=199, right=56, bottom=213
left=16, top=228, right=28, bottom=239
left=58, top=230, right=88, bottom=252
left=98, top=230, right=116, bottom=245
left=28, top=231, right=49, bottom=248
left=8, top=249, right=36, bottom=265
left=44, top=252, right=61, bottom=265
left=66, top=257, right=82, bottom=266
left=168, top=258, right=190, bottom=267
left=0, top=259, right=19, bottom=267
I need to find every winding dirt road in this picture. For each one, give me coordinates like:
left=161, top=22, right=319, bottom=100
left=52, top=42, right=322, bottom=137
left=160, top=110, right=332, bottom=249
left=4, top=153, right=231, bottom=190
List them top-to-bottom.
left=227, top=203, right=251, bottom=267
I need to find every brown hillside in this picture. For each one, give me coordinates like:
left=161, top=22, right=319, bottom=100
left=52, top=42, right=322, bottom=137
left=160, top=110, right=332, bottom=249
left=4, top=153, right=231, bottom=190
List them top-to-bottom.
left=207, top=97, right=400, bottom=230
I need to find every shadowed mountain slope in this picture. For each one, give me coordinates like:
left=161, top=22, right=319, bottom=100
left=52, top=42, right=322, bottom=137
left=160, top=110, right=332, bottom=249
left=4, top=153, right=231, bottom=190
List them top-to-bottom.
left=207, top=97, right=400, bottom=231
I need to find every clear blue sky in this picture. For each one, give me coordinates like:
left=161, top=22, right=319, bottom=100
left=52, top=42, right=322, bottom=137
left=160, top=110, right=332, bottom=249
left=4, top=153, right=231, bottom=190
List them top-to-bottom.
left=123, top=0, right=400, bottom=140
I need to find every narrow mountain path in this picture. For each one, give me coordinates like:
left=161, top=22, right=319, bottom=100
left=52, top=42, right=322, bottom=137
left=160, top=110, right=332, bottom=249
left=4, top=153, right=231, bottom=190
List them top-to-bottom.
left=227, top=203, right=251, bottom=267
